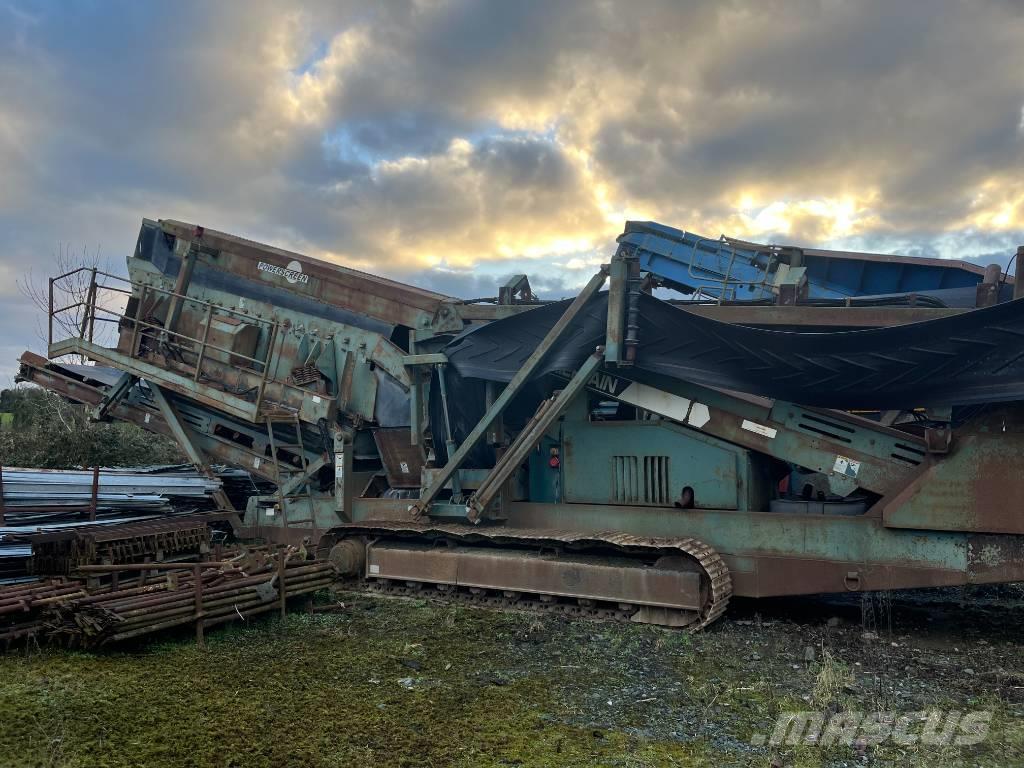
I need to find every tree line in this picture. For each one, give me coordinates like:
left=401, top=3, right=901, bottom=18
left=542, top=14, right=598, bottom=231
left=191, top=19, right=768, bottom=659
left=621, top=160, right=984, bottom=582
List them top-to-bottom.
left=0, top=388, right=184, bottom=469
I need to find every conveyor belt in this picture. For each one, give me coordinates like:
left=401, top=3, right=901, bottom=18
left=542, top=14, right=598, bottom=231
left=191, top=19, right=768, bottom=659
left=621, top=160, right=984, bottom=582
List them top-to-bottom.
left=445, top=293, right=1024, bottom=409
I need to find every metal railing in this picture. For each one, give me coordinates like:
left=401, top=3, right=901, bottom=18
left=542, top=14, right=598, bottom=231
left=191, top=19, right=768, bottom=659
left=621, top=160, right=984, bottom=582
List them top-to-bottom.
left=684, top=235, right=773, bottom=303
left=48, top=267, right=291, bottom=415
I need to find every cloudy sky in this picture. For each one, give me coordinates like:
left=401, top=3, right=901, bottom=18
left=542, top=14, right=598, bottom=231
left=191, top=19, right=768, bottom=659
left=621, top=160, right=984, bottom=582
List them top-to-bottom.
left=2, top=0, right=1023, bottom=381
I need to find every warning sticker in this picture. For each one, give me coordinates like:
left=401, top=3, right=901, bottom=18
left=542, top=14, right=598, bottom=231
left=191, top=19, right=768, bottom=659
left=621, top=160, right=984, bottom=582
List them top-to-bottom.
left=833, top=455, right=861, bottom=478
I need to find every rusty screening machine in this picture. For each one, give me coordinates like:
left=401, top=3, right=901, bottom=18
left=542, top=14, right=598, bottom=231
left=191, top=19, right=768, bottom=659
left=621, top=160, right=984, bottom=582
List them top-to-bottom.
left=19, top=218, right=1024, bottom=628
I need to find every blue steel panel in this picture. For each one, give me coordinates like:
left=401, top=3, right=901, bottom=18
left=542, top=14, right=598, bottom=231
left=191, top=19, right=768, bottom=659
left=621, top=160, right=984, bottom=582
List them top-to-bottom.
left=619, top=220, right=983, bottom=300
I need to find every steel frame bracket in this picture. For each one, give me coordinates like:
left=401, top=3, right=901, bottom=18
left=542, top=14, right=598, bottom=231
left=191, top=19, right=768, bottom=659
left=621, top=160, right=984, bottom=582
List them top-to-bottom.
left=411, top=266, right=609, bottom=516
left=466, top=351, right=603, bottom=522
left=402, top=353, right=449, bottom=367
left=91, top=372, right=138, bottom=422
left=149, top=381, right=237, bottom=513
left=277, top=454, right=331, bottom=498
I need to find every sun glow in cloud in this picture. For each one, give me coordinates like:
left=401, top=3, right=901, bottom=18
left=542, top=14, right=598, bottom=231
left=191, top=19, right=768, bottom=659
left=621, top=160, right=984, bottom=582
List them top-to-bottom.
left=1, top=0, right=1024, bottom=386
left=182, top=3, right=1024, bottom=275
left=961, top=178, right=1024, bottom=232
left=724, top=194, right=880, bottom=242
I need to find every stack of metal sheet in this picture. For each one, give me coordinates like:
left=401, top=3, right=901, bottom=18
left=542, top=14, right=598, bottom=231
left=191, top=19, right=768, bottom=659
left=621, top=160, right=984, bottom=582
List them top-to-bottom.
left=0, top=466, right=228, bottom=579
left=0, top=466, right=222, bottom=522
left=0, top=544, right=32, bottom=584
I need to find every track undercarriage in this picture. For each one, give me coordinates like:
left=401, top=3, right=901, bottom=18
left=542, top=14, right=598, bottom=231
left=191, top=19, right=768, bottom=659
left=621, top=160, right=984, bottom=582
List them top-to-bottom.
left=322, top=524, right=731, bottom=629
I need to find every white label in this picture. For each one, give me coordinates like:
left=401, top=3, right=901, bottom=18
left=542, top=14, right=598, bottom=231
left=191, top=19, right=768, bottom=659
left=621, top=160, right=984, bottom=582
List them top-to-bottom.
left=258, top=260, right=309, bottom=285
left=618, top=382, right=691, bottom=422
left=312, top=395, right=322, bottom=404
left=687, top=403, right=711, bottom=428
left=144, top=413, right=151, bottom=424
left=741, top=419, right=777, bottom=439
left=335, top=455, right=345, bottom=478
left=833, top=455, right=861, bottom=478
left=253, top=457, right=261, bottom=469
left=399, top=461, right=410, bottom=474
left=265, top=507, right=275, bottom=517
left=369, top=564, right=380, bottom=575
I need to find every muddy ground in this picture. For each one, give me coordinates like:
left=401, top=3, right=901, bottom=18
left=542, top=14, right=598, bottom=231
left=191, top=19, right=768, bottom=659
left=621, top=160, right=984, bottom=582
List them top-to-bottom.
left=0, top=587, right=1022, bottom=767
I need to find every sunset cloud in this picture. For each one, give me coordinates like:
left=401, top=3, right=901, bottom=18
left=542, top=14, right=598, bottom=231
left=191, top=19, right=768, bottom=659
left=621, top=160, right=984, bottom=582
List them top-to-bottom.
left=1, top=0, right=1023, bottom=380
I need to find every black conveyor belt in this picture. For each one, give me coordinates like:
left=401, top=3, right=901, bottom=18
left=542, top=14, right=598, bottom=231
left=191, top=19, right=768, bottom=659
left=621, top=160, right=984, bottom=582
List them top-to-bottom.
left=445, top=294, right=1024, bottom=409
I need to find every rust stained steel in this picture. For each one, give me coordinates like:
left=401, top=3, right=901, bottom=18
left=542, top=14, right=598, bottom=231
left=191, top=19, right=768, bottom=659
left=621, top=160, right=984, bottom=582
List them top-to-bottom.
left=159, top=219, right=463, bottom=331
left=47, top=268, right=338, bottom=425
left=677, top=304, right=965, bottom=328
left=49, top=338, right=265, bottom=424
left=18, top=351, right=116, bottom=409
left=467, top=352, right=603, bottom=522
left=16, top=353, right=290, bottom=487
left=562, top=368, right=927, bottom=498
left=148, top=383, right=236, bottom=512
left=876, top=423, right=1024, bottom=535
left=372, top=428, right=426, bottom=489
left=88, top=466, right=100, bottom=522
left=500, top=501, right=1024, bottom=597
left=24, top=514, right=221, bottom=576
left=328, top=521, right=732, bottom=629
left=967, top=533, right=1024, bottom=583
left=729, top=537, right=1024, bottom=597
left=367, top=542, right=704, bottom=612
left=277, top=549, right=287, bottom=620
left=1, top=553, right=335, bottom=649
left=724, top=555, right=969, bottom=598
left=74, top=560, right=237, bottom=572
left=76, top=561, right=333, bottom=646
left=193, top=562, right=205, bottom=647
left=0, top=581, right=88, bottom=616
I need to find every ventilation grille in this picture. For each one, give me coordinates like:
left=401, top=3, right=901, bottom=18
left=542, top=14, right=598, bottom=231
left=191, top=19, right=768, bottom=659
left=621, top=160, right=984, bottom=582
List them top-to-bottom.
left=795, top=412, right=924, bottom=467
left=796, top=412, right=855, bottom=443
left=891, top=442, right=925, bottom=466
left=612, top=455, right=670, bottom=505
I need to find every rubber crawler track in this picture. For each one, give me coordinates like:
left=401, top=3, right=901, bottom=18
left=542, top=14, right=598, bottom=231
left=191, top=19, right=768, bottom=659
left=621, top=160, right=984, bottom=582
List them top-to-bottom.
left=325, top=522, right=732, bottom=630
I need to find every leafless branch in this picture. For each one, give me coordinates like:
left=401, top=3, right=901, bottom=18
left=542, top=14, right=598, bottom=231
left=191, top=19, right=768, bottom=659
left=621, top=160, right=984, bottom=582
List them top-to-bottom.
left=18, top=242, right=116, bottom=365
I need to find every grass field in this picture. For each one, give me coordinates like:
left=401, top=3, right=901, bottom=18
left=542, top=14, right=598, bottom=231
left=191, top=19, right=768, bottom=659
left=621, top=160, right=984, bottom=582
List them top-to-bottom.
left=1, top=591, right=1022, bottom=767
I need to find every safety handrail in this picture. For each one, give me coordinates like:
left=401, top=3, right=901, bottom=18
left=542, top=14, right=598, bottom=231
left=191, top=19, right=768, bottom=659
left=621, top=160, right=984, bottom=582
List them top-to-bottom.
left=685, top=235, right=773, bottom=303
left=47, top=266, right=307, bottom=415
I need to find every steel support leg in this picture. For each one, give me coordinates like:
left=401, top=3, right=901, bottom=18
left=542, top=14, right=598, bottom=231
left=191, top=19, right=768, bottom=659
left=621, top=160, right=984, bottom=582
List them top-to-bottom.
left=605, top=258, right=628, bottom=364
left=411, top=267, right=608, bottom=516
left=467, top=352, right=602, bottom=522
left=149, top=382, right=238, bottom=514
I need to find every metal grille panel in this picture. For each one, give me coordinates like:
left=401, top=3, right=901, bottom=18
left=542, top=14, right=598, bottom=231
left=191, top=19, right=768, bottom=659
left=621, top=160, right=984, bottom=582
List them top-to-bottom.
left=612, top=455, right=670, bottom=505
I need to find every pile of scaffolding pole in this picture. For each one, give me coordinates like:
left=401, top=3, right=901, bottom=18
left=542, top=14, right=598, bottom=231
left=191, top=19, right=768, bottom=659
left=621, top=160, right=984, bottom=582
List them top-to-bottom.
left=32, top=551, right=334, bottom=649
left=0, top=578, right=89, bottom=644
